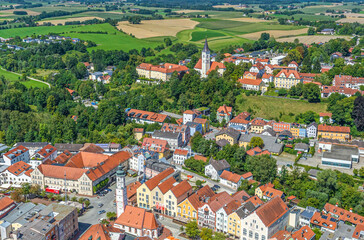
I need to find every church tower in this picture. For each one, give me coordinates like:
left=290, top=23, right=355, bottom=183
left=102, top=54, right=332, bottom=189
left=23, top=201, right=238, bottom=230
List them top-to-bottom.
left=201, top=38, right=211, bottom=78
left=116, top=164, right=127, bottom=218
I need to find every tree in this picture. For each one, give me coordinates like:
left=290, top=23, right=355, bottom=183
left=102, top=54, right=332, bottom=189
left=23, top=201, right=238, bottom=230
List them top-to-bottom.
left=308, top=27, right=315, bottom=35
left=260, top=32, right=270, bottom=41
left=164, top=38, right=172, bottom=46
left=303, top=83, right=321, bottom=103
left=46, top=95, right=56, bottom=113
left=352, top=96, right=364, bottom=131
left=250, top=137, right=264, bottom=148
left=245, top=155, right=277, bottom=183
left=359, top=167, right=364, bottom=178
left=353, top=169, right=358, bottom=176
left=317, top=170, right=337, bottom=195
left=10, top=189, right=23, bottom=202
left=106, top=212, right=117, bottom=220
left=185, top=221, right=200, bottom=238
left=200, top=228, right=212, bottom=240
left=312, top=228, right=323, bottom=240
left=213, top=232, right=226, bottom=240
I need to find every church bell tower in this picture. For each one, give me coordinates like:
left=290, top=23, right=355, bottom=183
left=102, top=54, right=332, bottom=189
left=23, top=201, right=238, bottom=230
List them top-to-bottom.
left=201, top=38, right=211, bottom=78
left=116, top=164, right=127, bottom=217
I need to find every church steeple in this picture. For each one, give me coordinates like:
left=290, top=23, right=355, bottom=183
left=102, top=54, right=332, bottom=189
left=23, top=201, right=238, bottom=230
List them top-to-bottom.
left=201, top=38, right=211, bottom=78
left=203, top=38, right=210, bottom=53
left=116, top=164, right=127, bottom=217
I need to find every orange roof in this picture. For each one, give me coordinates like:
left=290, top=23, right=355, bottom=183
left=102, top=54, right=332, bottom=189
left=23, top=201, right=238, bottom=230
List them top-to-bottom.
left=194, top=59, right=203, bottom=69
left=206, top=61, right=226, bottom=74
left=289, top=61, right=298, bottom=67
left=137, top=62, right=188, bottom=74
left=275, top=69, right=301, bottom=79
left=243, top=71, right=258, bottom=76
left=262, top=73, right=273, bottom=79
left=239, top=78, right=262, bottom=86
left=66, top=88, right=75, bottom=95
left=217, top=105, right=232, bottom=115
left=127, top=109, right=168, bottom=123
left=184, top=110, right=194, bottom=114
left=229, top=112, right=250, bottom=124
left=319, top=113, right=332, bottom=118
left=193, top=118, right=207, bottom=124
left=250, top=118, right=266, bottom=126
left=318, top=124, right=350, bottom=133
left=134, top=128, right=144, bottom=133
left=142, top=138, right=169, bottom=153
left=79, top=143, right=104, bottom=153
left=32, top=144, right=57, bottom=159
left=4, top=145, right=28, bottom=158
left=246, top=147, right=270, bottom=156
left=174, top=149, right=189, bottom=156
left=53, top=150, right=72, bottom=164
left=65, top=152, right=109, bottom=168
left=194, top=155, right=207, bottom=162
left=6, top=161, right=31, bottom=176
left=38, top=164, right=86, bottom=180
left=144, top=168, right=174, bottom=190
left=24, top=169, right=33, bottom=177
left=220, top=170, right=242, bottom=183
left=241, top=172, right=253, bottom=179
left=158, top=177, right=176, bottom=194
left=170, top=180, right=192, bottom=199
left=127, top=181, right=141, bottom=199
left=187, top=185, right=215, bottom=210
left=263, top=186, right=284, bottom=199
left=232, top=190, right=250, bottom=203
left=208, top=191, right=233, bottom=212
left=287, top=195, right=296, bottom=200
left=0, top=196, right=15, bottom=211
left=246, top=196, right=263, bottom=207
left=256, top=197, right=288, bottom=227
left=224, top=200, right=241, bottom=215
left=324, top=203, right=364, bottom=226
left=114, top=205, right=159, bottom=230
left=310, top=212, right=337, bottom=230
left=79, top=224, right=123, bottom=240
left=352, top=224, right=364, bottom=239
left=292, top=226, right=315, bottom=240
left=271, top=230, right=291, bottom=240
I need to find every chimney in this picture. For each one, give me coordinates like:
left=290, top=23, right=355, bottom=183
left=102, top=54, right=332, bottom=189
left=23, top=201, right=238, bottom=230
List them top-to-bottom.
left=336, top=202, right=338, bottom=207
left=350, top=208, right=352, bottom=212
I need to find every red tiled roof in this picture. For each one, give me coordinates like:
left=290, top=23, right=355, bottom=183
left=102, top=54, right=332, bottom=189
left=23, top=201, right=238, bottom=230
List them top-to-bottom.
left=206, top=61, right=226, bottom=74
left=289, top=61, right=298, bottom=67
left=137, top=62, right=188, bottom=74
left=275, top=69, right=301, bottom=79
left=243, top=71, right=258, bottom=77
left=299, top=72, right=320, bottom=79
left=262, top=73, right=273, bottom=79
left=333, top=75, right=364, bottom=86
left=238, top=78, right=262, bottom=86
left=321, top=85, right=364, bottom=96
left=66, top=88, right=75, bottom=95
left=217, top=105, right=232, bottom=115
left=127, top=109, right=168, bottom=123
left=184, top=110, right=194, bottom=114
left=229, top=112, right=250, bottom=124
left=319, top=113, right=332, bottom=118
left=193, top=118, right=207, bottom=124
left=250, top=118, right=267, bottom=126
left=318, top=124, right=350, bottom=133
left=134, top=128, right=144, bottom=133
left=142, top=138, right=169, bottom=153
left=80, top=143, right=104, bottom=153
left=32, top=144, right=56, bottom=159
left=4, top=145, right=28, bottom=158
left=246, top=147, right=263, bottom=156
left=174, top=149, right=189, bottom=156
left=53, top=150, right=72, bottom=165
left=65, top=152, right=109, bottom=168
left=193, top=155, right=207, bottom=162
left=6, top=161, right=31, bottom=176
left=38, top=164, right=86, bottom=180
left=144, top=168, right=174, bottom=190
left=24, top=169, right=33, bottom=177
left=220, top=170, right=242, bottom=183
left=241, top=172, right=253, bottom=179
left=158, top=177, right=177, bottom=194
left=170, top=180, right=192, bottom=199
left=127, top=181, right=141, bottom=199
left=187, top=185, right=215, bottom=210
left=263, top=186, right=284, bottom=199
left=208, top=192, right=233, bottom=212
left=287, top=195, right=296, bottom=201
left=246, top=196, right=263, bottom=207
left=0, top=197, right=15, bottom=211
left=255, top=197, right=288, bottom=227
left=324, top=203, right=364, bottom=226
left=114, top=205, right=159, bottom=230
left=310, top=212, right=337, bottom=231
left=80, top=224, right=123, bottom=240
left=352, top=224, right=364, bottom=239
left=292, top=225, right=315, bottom=240
left=271, top=230, right=291, bottom=240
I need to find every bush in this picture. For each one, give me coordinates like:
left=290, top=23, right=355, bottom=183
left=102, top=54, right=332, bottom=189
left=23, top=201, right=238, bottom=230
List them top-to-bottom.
left=13, top=11, right=28, bottom=15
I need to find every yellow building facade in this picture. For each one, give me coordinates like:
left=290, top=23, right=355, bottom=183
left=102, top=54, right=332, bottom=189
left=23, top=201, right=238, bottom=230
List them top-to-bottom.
left=290, top=127, right=300, bottom=138
left=318, top=131, right=350, bottom=141
left=136, top=183, right=153, bottom=209
left=255, top=186, right=264, bottom=199
left=177, top=198, right=198, bottom=221
left=227, top=212, right=241, bottom=238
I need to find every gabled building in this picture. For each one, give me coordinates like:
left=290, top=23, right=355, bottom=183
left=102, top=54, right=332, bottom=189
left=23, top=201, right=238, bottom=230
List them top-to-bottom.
left=136, top=62, right=188, bottom=81
left=274, top=69, right=302, bottom=89
left=333, top=75, right=364, bottom=90
left=238, top=78, right=263, bottom=91
left=217, top=105, right=233, bottom=123
left=125, top=109, right=169, bottom=125
left=228, top=112, right=251, bottom=132
left=319, top=113, right=333, bottom=124
left=249, top=118, right=268, bottom=134
left=306, top=122, right=318, bottom=138
left=161, top=123, right=190, bottom=145
left=318, top=124, right=351, bottom=141
left=216, top=128, right=241, bottom=145
left=152, top=130, right=182, bottom=150
left=142, top=138, right=170, bottom=159
left=29, top=144, right=57, bottom=169
left=3, top=146, right=30, bottom=166
left=246, top=147, right=271, bottom=157
left=173, top=149, right=190, bottom=165
left=205, top=158, right=231, bottom=180
left=1, top=161, right=32, bottom=186
left=219, top=170, right=243, bottom=190
left=163, top=180, right=193, bottom=217
left=261, top=186, right=285, bottom=201
left=0, top=196, right=16, bottom=219
left=240, top=197, right=289, bottom=240
left=216, top=199, right=242, bottom=233
left=228, top=201, right=256, bottom=239
left=323, top=203, right=364, bottom=226
left=310, top=212, right=337, bottom=232
left=79, top=224, right=123, bottom=240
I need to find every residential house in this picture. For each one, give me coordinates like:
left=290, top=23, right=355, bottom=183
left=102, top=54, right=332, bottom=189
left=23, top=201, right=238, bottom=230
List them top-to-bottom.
left=320, top=28, right=334, bottom=35
left=330, top=52, right=343, bottom=61
left=271, top=56, right=286, bottom=65
left=288, top=61, right=299, bottom=70
left=249, top=62, right=265, bottom=77
left=136, top=63, right=188, bottom=81
left=274, top=69, right=302, bottom=89
left=243, top=71, right=258, bottom=80
left=89, top=72, right=103, bottom=81
left=261, top=73, right=274, bottom=84
left=333, top=75, right=364, bottom=90
left=239, top=78, right=263, bottom=91
left=321, top=85, right=364, bottom=98
left=217, top=105, right=233, bottom=123
left=125, top=109, right=169, bottom=125
left=228, top=112, right=251, bottom=132
left=319, top=113, right=333, bottom=124
left=193, top=117, right=209, bottom=134
left=249, top=118, right=267, bottom=134
left=186, top=122, right=203, bottom=137
left=273, top=122, right=291, bottom=133
left=306, top=122, right=318, bottom=138
left=161, top=123, right=190, bottom=145
left=318, top=124, right=351, bottom=141
left=290, top=127, right=307, bottom=138
left=134, top=128, right=145, bottom=141
left=216, top=128, right=241, bottom=146
left=261, top=128, right=276, bottom=137
left=153, top=130, right=182, bottom=150
left=239, top=134, right=283, bottom=155
left=142, top=138, right=170, bottom=159
left=14, top=142, right=48, bottom=156
left=54, top=143, right=83, bottom=154
left=294, top=143, right=310, bottom=153
left=29, top=144, right=57, bottom=169
left=2, top=146, right=30, bottom=166
left=246, top=147, right=271, bottom=157
left=130, top=148, right=158, bottom=175
left=173, top=149, right=190, bottom=165
left=205, top=158, right=230, bottom=180
left=145, top=159, right=176, bottom=179
left=1, top=161, right=32, bottom=186
left=219, top=170, right=243, bottom=190
left=241, top=172, right=253, bottom=181
left=151, top=176, right=176, bottom=214
left=163, top=180, right=193, bottom=217
left=255, top=183, right=274, bottom=199
left=177, top=185, right=215, bottom=222
left=261, top=186, right=285, bottom=201
left=198, top=192, right=233, bottom=230
left=0, top=197, right=16, bottom=219
left=240, top=197, right=289, bottom=240
left=216, top=200, right=241, bottom=233
left=228, top=201, right=256, bottom=239
left=324, top=203, right=364, bottom=226
left=114, top=205, right=161, bottom=239
left=299, top=206, right=319, bottom=227
left=310, top=212, right=337, bottom=232
left=79, top=224, right=123, bottom=240
left=353, top=225, right=364, bottom=240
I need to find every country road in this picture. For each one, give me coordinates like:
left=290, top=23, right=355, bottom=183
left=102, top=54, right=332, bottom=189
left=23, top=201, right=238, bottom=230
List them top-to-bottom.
left=1, top=67, right=51, bottom=88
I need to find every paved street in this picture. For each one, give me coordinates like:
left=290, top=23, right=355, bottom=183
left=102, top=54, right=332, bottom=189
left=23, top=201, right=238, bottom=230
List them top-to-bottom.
left=158, top=217, right=188, bottom=240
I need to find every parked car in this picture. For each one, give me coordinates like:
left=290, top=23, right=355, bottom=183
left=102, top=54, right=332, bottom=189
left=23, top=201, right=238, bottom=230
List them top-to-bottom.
left=213, top=185, right=221, bottom=189
left=98, top=203, right=104, bottom=208
left=98, top=210, right=105, bottom=215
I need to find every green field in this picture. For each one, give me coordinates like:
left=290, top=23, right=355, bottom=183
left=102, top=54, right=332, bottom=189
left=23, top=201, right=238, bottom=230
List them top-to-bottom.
left=271, top=13, right=335, bottom=21
left=0, top=23, right=160, bottom=51
left=191, top=29, right=226, bottom=41
left=0, top=68, right=48, bottom=88
left=236, top=94, right=328, bottom=122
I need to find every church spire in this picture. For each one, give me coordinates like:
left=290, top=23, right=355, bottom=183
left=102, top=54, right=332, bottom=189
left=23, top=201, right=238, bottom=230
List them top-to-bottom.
left=203, top=38, right=210, bottom=53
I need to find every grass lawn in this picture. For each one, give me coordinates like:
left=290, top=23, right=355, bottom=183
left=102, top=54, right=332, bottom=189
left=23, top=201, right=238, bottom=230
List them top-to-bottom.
left=0, top=23, right=160, bottom=51
left=191, top=29, right=226, bottom=41
left=0, top=68, right=48, bottom=88
left=235, top=93, right=328, bottom=122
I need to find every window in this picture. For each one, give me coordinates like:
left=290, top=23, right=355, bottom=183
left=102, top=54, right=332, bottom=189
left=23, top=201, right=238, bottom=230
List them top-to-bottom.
left=243, top=229, right=247, bottom=236
left=249, top=231, right=253, bottom=238
left=255, top=233, right=259, bottom=240
left=262, top=235, right=266, bottom=240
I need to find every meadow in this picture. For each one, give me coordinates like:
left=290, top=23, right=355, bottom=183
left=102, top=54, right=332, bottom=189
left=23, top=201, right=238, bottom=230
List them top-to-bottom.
left=0, top=68, right=48, bottom=88
left=236, top=94, right=328, bottom=122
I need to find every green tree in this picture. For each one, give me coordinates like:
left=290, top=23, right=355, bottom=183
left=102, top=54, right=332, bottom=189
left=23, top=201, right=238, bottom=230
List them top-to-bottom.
left=308, top=27, right=315, bottom=35
left=164, top=38, right=172, bottom=46
left=303, top=83, right=321, bottom=103
left=46, top=95, right=56, bottom=113
left=250, top=137, right=264, bottom=148
left=245, top=155, right=277, bottom=183
left=359, top=167, right=364, bottom=178
left=106, top=212, right=117, bottom=220
left=185, top=221, right=200, bottom=239
left=200, top=228, right=212, bottom=240
left=312, top=228, right=322, bottom=240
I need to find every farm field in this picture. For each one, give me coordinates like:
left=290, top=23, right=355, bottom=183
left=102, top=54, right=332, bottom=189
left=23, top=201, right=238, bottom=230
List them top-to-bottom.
left=0, top=8, right=41, bottom=16
left=271, top=13, right=334, bottom=21
left=38, top=16, right=104, bottom=25
left=117, top=19, right=199, bottom=38
left=0, top=23, right=160, bottom=51
left=239, top=28, right=308, bottom=40
left=277, top=35, right=351, bottom=44
left=0, top=68, right=48, bottom=88
left=236, top=94, right=328, bottom=123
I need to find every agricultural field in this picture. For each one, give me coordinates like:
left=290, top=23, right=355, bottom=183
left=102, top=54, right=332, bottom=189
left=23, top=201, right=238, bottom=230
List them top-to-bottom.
left=38, top=16, right=104, bottom=25
left=117, top=19, right=199, bottom=38
left=239, top=28, right=308, bottom=40
left=277, top=35, right=351, bottom=44
left=0, top=68, right=48, bottom=88
left=236, top=94, right=328, bottom=123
